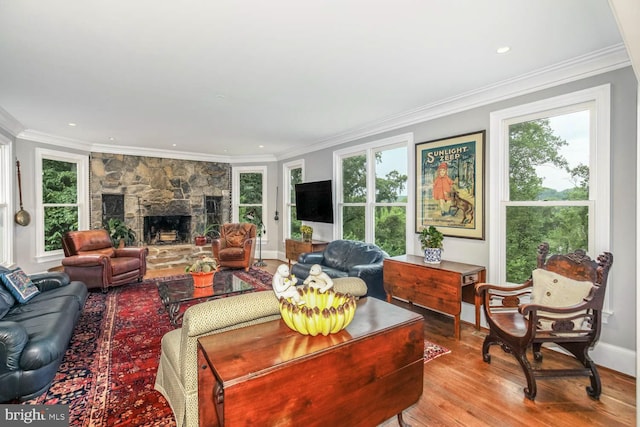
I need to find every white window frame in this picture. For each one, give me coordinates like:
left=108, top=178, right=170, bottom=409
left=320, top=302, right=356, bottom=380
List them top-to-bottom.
left=489, top=84, right=611, bottom=313
left=333, top=133, right=413, bottom=251
left=0, top=135, right=13, bottom=267
left=35, top=148, right=89, bottom=263
left=283, top=159, right=304, bottom=240
left=232, top=165, right=268, bottom=242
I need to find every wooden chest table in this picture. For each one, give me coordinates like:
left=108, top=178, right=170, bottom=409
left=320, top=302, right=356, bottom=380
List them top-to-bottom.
left=284, top=238, right=329, bottom=267
left=384, top=255, right=486, bottom=340
left=197, top=297, right=424, bottom=426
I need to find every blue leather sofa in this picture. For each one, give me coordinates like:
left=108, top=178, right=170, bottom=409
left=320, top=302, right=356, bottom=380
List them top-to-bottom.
left=291, top=240, right=389, bottom=300
left=0, top=268, right=87, bottom=402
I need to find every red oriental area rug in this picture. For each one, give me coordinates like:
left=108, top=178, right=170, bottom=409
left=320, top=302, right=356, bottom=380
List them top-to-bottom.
left=23, top=268, right=449, bottom=426
left=424, top=339, right=451, bottom=363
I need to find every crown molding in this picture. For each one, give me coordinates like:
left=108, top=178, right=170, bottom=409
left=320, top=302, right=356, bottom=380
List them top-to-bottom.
left=277, top=44, right=630, bottom=161
left=0, top=107, right=24, bottom=137
left=16, top=129, right=276, bottom=163
left=18, top=129, right=90, bottom=151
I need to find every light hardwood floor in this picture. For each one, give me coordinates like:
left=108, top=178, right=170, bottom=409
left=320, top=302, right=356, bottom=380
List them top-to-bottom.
left=146, top=260, right=636, bottom=426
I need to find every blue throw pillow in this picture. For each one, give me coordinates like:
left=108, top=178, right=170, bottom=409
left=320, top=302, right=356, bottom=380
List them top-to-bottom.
left=1, top=268, right=40, bottom=303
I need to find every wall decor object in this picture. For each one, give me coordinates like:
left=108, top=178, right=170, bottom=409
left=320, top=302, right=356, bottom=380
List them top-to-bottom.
left=415, top=130, right=485, bottom=240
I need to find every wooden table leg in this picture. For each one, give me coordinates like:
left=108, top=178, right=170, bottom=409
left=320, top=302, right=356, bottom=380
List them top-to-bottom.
left=475, top=293, right=481, bottom=330
left=454, top=314, right=461, bottom=340
left=397, top=412, right=411, bottom=427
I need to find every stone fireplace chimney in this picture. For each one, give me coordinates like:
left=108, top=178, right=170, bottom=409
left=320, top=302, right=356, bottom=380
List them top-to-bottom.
left=90, top=153, right=230, bottom=244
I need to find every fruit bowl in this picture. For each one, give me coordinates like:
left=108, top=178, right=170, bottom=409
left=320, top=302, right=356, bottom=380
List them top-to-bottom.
left=279, top=286, right=356, bottom=336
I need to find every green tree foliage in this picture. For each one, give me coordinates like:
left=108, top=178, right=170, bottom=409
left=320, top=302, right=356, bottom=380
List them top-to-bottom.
left=506, top=119, right=589, bottom=283
left=341, top=154, right=408, bottom=256
left=342, top=155, right=367, bottom=203
left=42, top=159, right=79, bottom=251
left=239, top=172, right=262, bottom=204
left=239, top=172, right=264, bottom=231
left=375, top=206, right=406, bottom=255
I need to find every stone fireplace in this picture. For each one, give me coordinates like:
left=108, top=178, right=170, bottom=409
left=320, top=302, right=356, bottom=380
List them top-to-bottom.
left=90, top=153, right=230, bottom=245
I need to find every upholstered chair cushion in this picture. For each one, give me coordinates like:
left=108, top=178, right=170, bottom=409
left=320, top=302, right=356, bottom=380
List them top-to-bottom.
left=531, top=268, right=594, bottom=329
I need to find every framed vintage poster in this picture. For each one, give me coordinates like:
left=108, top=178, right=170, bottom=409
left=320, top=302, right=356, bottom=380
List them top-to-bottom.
left=415, top=130, right=485, bottom=239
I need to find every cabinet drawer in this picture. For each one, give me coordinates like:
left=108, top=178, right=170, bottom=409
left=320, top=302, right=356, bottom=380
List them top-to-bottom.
left=462, top=273, right=478, bottom=285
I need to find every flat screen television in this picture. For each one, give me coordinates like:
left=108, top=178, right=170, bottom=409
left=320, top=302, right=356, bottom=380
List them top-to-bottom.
left=295, top=180, right=334, bottom=224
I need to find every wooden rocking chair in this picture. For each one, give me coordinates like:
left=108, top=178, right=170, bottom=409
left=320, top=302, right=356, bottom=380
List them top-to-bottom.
left=475, top=243, right=613, bottom=400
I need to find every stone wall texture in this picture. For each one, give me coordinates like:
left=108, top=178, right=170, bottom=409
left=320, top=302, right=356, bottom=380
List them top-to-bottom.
left=90, top=153, right=231, bottom=243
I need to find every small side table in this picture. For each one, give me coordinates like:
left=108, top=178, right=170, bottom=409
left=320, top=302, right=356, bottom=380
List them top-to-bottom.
left=285, top=239, right=329, bottom=268
left=383, top=254, right=486, bottom=340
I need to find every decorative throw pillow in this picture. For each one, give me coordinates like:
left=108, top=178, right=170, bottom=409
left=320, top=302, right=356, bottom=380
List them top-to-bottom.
left=0, top=268, right=40, bottom=303
left=531, top=268, right=594, bottom=330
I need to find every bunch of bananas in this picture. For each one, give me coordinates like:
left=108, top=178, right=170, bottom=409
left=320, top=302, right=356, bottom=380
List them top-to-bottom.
left=279, top=286, right=357, bottom=336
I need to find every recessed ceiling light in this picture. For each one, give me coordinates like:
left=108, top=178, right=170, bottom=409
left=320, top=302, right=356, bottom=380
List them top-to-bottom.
left=496, top=46, right=511, bottom=54
left=68, top=122, right=77, bottom=127
left=108, top=137, right=116, bottom=142
left=172, top=144, right=177, bottom=147
left=258, top=145, right=264, bottom=148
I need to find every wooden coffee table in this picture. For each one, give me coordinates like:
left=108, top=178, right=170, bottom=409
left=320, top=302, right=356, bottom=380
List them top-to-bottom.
left=157, top=271, right=254, bottom=326
left=197, top=297, right=424, bottom=426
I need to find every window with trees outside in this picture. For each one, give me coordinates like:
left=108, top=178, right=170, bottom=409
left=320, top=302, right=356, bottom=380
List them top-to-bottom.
left=489, top=85, right=610, bottom=290
left=335, top=134, right=411, bottom=256
left=0, top=137, right=12, bottom=266
left=36, top=148, right=89, bottom=260
left=283, top=160, right=303, bottom=240
left=233, top=166, right=267, bottom=239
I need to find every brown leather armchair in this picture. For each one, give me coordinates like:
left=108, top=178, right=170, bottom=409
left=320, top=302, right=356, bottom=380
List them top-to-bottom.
left=211, top=223, right=256, bottom=271
left=61, top=229, right=149, bottom=292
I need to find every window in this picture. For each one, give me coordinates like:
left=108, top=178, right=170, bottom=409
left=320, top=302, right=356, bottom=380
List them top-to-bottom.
left=490, top=85, right=610, bottom=293
left=335, top=133, right=411, bottom=256
left=0, top=136, right=12, bottom=267
left=35, top=148, right=89, bottom=261
left=283, top=160, right=303, bottom=240
left=233, top=166, right=267, bottom=238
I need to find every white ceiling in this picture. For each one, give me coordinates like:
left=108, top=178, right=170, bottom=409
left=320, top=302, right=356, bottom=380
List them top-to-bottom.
left=0, top=0, right=627, bottom=161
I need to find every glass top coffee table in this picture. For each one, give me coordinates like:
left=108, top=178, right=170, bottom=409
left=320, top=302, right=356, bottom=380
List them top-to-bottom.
left=157, top=270, right=255, bottom=326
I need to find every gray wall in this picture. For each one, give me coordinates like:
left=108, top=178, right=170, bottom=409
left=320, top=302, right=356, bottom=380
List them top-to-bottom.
left=277, top=66, right=638, bottom=374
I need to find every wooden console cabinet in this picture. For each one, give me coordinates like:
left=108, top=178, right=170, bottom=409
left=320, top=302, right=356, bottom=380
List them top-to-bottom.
left=285, top=238, right=328, bottom=267
left=384, top=254, right=486, bottom=340
left=197, top=298, right=424, bottom=426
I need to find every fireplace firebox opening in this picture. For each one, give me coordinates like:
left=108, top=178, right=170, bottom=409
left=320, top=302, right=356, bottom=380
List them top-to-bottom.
left=144, top=215, right=191, bottom=245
